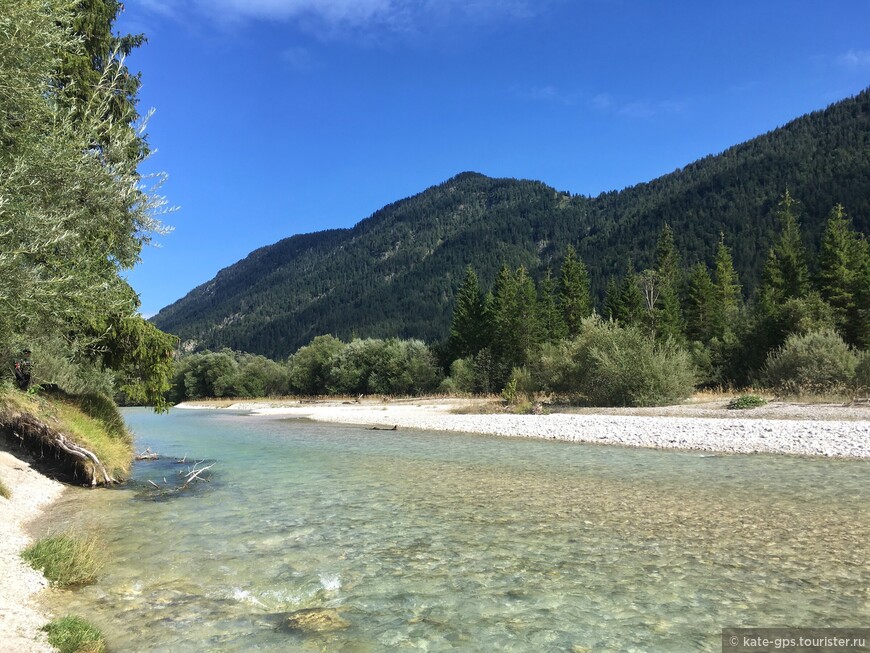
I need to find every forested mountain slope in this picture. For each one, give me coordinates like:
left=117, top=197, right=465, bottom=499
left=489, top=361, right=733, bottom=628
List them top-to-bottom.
left=152, top=89, right=870, bottom=358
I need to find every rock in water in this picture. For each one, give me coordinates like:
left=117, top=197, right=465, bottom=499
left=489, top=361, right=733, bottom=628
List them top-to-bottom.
left=276, top=608, right=349, bottom=633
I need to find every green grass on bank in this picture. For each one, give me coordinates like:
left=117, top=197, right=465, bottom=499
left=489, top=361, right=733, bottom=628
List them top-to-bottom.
left=0, top=388, right=133, bottom=481
left=22, top=534, right=104, bottom=588
left=43, top=615, right=106, bottom=653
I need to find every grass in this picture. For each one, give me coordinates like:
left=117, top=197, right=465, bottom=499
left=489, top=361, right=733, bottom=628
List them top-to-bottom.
left=0, top=388, right=133, bottom=481
left=0, top=476, right=9, bottom=499
left=21, top=534, right=103, bottom=588
left=43, top=615, right=106, bottom=653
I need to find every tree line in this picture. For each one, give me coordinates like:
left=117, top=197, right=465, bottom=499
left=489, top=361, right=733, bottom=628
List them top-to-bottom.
left=168, top=192, right=870, bottom=406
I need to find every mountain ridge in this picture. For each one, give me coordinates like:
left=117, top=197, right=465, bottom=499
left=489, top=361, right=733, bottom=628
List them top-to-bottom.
left=152, top=89, right=870, bottom=358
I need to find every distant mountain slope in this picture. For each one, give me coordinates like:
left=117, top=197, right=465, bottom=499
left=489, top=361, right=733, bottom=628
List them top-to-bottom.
left=152, top=89, right=870, bottom=358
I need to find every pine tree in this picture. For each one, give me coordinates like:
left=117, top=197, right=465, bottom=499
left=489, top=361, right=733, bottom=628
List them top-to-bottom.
left=762, top=190, right=810, bottom=303
left=816, top=204, right=868, bottom=346
left=654, top=223, right=685, bottom=341
left=711, top=233, right=742, bottom=340
left=558, top=245, right=592, bottom=337
left=617, top=262, right=645, bottom=326
left=685, top=263, right=716, bottom=343
left=447, top=266, right=485, bottom=360
left=538, top=269, right=567, bottom=342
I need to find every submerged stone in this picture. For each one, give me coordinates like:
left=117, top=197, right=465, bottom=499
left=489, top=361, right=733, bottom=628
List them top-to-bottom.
left=276, top=608, right=349, bottom=634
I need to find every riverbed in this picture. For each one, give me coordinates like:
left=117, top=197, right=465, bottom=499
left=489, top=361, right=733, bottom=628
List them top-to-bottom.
left=40, top=408, right=870, bottom=652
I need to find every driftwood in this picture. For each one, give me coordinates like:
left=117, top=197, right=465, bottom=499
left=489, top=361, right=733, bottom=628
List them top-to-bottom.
left=370, top=425, right=398, bottom=431
left=135, top=447, right=160, bottom=461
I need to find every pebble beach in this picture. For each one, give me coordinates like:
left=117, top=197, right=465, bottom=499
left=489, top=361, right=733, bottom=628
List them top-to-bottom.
left=193, top=397, right=870, bottom=459
left=0, top=448, right=64, bottom=653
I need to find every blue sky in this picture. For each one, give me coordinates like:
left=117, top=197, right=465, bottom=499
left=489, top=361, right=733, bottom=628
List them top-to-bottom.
left=119, top=0, right=870, bottom=316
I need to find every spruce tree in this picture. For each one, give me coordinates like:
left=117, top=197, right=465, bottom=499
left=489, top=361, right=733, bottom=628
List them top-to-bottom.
left=763, top=190, right=810, bottom=303
left=816, top=204, right=868, bottom=346
left=654, top=223, right=685, bottom=341
left=711, top=233, right=742, bottom=340
left=559, top=245, right=593, bottom=337
left=617, top=262, right=645, bottom=327
left=685, top=263, right=716, bottom=343
left=447, top=266, right=485, bottom=360
left=538, top=269, right=567, bottom=342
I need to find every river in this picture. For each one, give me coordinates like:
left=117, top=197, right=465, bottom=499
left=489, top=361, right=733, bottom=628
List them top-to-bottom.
left=40, top=407, right=869, bottom=652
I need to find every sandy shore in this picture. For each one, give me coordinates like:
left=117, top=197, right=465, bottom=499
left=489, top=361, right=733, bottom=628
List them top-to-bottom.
left=179, top=397, right=870, bottom=458
left=0, top=446, right=65, bottom=653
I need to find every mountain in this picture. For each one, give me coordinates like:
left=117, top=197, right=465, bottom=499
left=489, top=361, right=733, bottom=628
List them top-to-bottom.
left=152, top=89, right=870, bottom=359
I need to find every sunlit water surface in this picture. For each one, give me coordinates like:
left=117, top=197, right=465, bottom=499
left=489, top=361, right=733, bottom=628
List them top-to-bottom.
left=40, top=408, right=869, bottom=652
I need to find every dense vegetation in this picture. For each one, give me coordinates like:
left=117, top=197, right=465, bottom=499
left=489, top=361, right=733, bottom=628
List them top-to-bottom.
left=0, top=0, right=176, bottom=407
left=153, top=89, right=870, bottom=358
left=167, top=198, right=869, bottom=406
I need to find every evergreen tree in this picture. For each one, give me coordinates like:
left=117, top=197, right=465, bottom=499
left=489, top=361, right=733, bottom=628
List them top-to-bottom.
left=762, top=190, right=810, bottom=303
left=816, top=204, right=867, bottom=346
left=653, top=223, right=685, bottom=341
left=711, top=233, right=742, bottom=340
left=558, top=245, right=593, bottom=337
left=616, top=262, right=645, bottom=327
left=685, top=263, right=716, bottom=343
left=488, top=265, right=541, bottom=385
left=447, top=266, right=485, bottom=360
left=538, top=269, right=567, bottom=342
left=603, top=277, right=623, bottom=323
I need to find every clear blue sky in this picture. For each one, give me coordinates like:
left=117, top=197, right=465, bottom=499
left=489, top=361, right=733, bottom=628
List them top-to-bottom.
left=119, top=0, right=870, bottom=316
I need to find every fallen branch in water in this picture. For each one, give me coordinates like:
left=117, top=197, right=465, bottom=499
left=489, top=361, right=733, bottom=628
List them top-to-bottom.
left=135, top=448, right=159, bottom=461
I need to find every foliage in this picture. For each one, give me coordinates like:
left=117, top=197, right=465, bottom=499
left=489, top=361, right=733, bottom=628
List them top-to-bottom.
left=0, top=0, right=175, bottom=410
left=152, top=89, right=870, bottom=357
left=558, top=245, right=592, bottom=337
left=446, top=266, right=486, bottom=359
left=529, top=318, right=695, bottom=406
left=763, top=329, right=859, bottom=394
left=287, top=335, right=346, bottom=395
left=327, top=338, right=441, bottom=396
left=856, top=353, right=870, bottom=391
left=727, top=394, right=768, bottom=410
left=22, top=534, right=103, bottom=587
left=43, top=615, right=106, bottom=653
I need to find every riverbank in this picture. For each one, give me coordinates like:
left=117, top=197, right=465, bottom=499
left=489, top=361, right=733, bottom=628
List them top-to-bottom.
left=177, top=396, right=870, bottom=458
left=0, top=446, right=65, bottom=652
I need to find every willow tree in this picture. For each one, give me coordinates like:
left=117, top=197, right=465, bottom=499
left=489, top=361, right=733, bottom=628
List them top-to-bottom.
left=0, top=0, right=174, bottom=406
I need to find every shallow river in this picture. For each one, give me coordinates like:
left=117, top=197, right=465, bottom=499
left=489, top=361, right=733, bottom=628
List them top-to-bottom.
left=41, top=408, right=869, bottom=652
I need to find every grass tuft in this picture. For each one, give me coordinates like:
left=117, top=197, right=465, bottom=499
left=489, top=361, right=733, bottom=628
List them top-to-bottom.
left=727, top=394, right=768, bottom=410
left=0, top=477, right=9, bottom=499
left=22, top=534, right=103, bottom=588
left=43, top=615, right=106, bottom=653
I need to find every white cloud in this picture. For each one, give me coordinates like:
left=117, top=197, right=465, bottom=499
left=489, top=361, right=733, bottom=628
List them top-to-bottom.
left=187, top=0, right=536, bottom=34
left=837, top=49, right=870, bottom=68
left=591, top=93, right=686, bottom=119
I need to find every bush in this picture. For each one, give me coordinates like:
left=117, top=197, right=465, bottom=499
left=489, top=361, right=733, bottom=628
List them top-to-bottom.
left=530, top=317, right=695, bottom=406
left=763, top=329, right=859, bottom=394
left=287, top=335, right=346, bottom=395
left=327, top=338, right=441, bottom=395
left=857, top=353, right=870, bottom=391
left=443, top=357, right=475, bottom=394
left=727, top=394, right=768, bottom=410
left=22, top=534, right=103, bottom=587
left=43, top=616, right=106, bottom=653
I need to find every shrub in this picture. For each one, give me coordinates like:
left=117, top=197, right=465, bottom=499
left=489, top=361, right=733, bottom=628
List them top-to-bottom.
left=526, top=317, right=695, bottom=406
left=763, top=329, right=859, bottom=394
left=287, top=335, right=346, bottom=395
left=855, top=352, right=870, bottom=391
left=445, top=357, right=475, bottom=394
left=727, top=394, right=768, bottom=410
left=22, top=534, right=103, bottom=587
left=43, top=616, right=105, bottom=653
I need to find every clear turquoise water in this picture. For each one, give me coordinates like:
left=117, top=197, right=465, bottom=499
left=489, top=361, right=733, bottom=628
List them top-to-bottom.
left=42, top=408, right=869, bottom=652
